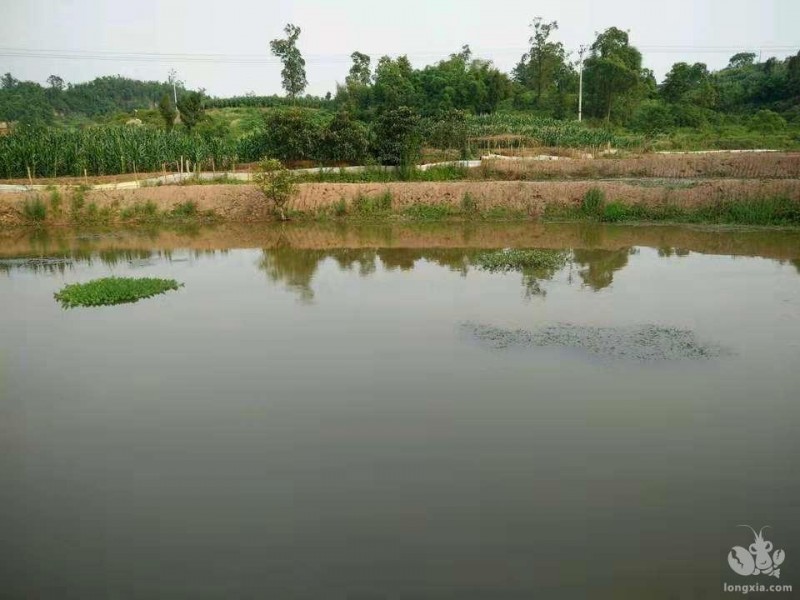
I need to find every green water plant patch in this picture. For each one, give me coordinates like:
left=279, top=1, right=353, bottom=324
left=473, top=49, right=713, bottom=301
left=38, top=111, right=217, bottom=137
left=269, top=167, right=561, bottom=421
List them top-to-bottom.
left=54, top=277, right=182, bottom=308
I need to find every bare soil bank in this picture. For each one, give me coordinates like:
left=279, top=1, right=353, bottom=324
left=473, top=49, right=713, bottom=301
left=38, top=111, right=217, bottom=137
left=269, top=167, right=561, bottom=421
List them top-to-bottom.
left=2, top=179, right=800, bottom=227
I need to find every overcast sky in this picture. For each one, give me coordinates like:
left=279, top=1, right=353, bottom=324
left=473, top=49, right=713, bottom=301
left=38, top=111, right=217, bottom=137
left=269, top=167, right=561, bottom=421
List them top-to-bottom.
left=1, top=0, right=798, bottom=97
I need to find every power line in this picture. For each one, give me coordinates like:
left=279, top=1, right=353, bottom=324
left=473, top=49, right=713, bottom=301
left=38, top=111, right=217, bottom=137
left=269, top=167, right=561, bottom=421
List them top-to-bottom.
left=0, top=45, right=797, bottom=65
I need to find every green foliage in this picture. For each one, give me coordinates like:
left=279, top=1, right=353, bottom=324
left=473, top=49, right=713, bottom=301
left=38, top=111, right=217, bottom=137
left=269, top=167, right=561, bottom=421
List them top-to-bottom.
left=513, top=18, right=575, bottom=113
left=270, top=24, right=308, bottom=99
left=583, top=28, right=649, bottom=122
left=176, top=91, right=205, bottom=132
left=158, top=93, right=177, bottom=132
left=371, top=106, right=421, bottom=166
left=320, top=110, right=369, bottom=163
left=749, top=110, right=787, bottom=133
left=466, top=112, right=626, bottom=147
left=0, top=126, right=238, bottom=178
left=253, top=158, right=298, bottom=220
left=49, top=188, right=62, bottom=213
left=581, top=188, right=606, bottom=216
left=351, top=191, right=393, bottom=216
left=461, top=192, right=479, bottom=217
left=22, top=197, right=47, bottom=223
left=332, top=198, right=347, bottom=217
left=169, top=200, right=198, bottom=218
left=600, top=202, right=631, bottom=222
left=402, top=203, right=454, bottom=220
left=476, top=248, right=568, bottom=272
left=54, top=277, right=182, bottom=308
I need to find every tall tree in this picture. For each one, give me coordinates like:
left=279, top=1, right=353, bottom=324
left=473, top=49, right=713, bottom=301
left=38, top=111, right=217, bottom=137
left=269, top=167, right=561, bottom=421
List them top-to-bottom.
left=513, top=18, right=568, bottom=106
left=270, top=24, right=308, bottom=100
left=583, top=27, right=646, bottom=122
left=346, top=52, right=372, bottom=87
left=158, top=93, right=177, bottom=131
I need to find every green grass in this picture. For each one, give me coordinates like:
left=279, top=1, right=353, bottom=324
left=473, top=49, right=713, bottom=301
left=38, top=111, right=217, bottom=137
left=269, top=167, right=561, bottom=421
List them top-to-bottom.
left=296, top=164, right=469, bottom=184
left=581, top=188, right=605, bottom=217
left=351, top=191, right=393, bottom=216
left=543, top=194, right=800, bottom=226
left=402, top=203, right=455, bottom=220
left=475, top=249, right=569, bottom=272
left=54, top=277, right=183, bottom=308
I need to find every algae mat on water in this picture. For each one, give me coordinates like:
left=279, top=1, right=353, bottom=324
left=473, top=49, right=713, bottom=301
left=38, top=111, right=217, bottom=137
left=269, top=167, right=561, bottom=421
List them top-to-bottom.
left=54, top=277, right=183, bottom=308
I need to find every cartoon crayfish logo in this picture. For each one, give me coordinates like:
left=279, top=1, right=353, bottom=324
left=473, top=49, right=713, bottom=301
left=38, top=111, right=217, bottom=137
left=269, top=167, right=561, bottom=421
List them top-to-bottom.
left=728, top=525, right=786, bottom=579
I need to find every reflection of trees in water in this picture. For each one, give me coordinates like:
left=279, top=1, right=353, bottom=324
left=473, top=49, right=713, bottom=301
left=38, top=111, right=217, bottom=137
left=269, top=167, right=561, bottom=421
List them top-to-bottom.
left=259, top=246, right=331, bottom=303
left=658, top=247, right=690, bottom=258
left=571, top=248, right=634, bottom=291
left=330, top=249, right=377, bottom=277
left=378, top=249, right=472, bottom=275
left=791, top=259, right=800, bottom=275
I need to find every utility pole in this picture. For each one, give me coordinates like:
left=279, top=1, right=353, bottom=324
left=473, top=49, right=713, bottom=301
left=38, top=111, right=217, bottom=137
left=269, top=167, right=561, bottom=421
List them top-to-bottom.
left=578, top=45, right=587, bottom=122
left=168, top=68, right=178, bottom=104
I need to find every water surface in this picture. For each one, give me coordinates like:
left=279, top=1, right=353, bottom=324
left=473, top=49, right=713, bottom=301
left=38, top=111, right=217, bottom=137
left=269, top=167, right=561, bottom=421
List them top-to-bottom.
left=1, top=223, right=799, bottom=599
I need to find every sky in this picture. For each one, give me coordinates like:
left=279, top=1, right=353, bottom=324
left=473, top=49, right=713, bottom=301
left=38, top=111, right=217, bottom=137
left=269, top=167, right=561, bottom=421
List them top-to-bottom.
left=1, top=0, right=798, bottom=97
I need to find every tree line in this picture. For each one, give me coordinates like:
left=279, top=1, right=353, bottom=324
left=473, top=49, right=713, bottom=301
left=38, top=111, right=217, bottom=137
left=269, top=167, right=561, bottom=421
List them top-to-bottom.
left=1, top=19, right=799, bottom=133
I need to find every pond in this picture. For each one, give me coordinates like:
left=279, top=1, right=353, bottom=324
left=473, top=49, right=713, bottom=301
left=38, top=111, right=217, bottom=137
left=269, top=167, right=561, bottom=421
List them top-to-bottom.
left=1, top=222, right=799, bottom=598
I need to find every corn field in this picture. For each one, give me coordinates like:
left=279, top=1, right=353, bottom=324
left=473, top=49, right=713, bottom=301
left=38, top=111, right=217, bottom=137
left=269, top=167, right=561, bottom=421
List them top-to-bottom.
left=466, top=114, right=639, bottom=149
left=0, top=127, right=239, bottom=179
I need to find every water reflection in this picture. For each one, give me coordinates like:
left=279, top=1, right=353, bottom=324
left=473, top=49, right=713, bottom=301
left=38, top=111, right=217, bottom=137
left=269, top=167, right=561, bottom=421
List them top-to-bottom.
left=2, top=223, right=798, bottom=302
left=572, top=248, right=635, bottom=291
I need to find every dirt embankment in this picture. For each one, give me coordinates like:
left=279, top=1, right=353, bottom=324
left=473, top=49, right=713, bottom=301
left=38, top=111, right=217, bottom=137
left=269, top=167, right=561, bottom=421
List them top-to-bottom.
left=2, top=179, right=800, bottom=227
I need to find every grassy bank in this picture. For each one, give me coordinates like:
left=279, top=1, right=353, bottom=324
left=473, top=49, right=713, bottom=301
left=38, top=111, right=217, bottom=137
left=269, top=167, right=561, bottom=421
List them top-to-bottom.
left=5, top=180, right=800, bottom=229
left=18, top=186, right=221, bottom=227
left=546, top=188, right=800, bottom=227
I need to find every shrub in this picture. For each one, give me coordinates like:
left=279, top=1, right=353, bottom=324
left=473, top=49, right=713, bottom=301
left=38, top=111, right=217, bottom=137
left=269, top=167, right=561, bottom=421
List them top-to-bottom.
left=371, top=106, right=421, bottom=167
left=319, top=110, right=369, bottom=163
left=749, top=110, right=787, bottom=133
left=253, top=158, right=298, bottom=220
left=581, top=188, right=605, bottom=217
left=351, top=191, right=392, bottom=216
left=461, top=192, right=479, bottom=217
left=22, top=197, right=47, bottom=223
left=332, top=198, right=347, bottom=217
left=170, top=201, right=198, bottom=218
left=600, top=202, right=631, bottom=222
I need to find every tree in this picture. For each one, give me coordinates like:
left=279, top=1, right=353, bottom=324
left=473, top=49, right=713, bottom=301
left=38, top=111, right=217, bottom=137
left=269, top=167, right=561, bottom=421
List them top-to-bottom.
left=513, top=18, right=568, bottom=106
left=270, top=24, right=308, bottom=100
left=583, top=27, right=646, bottom=122
left=346, top=52, right=372, bottom=87
left=728, top=52, right=756, bottom=69
left=660, top=62, right=715, bottom=107
left=1, top=73, right=18, bottom=89
left=46, top=75, right=64, bottom=91
left=176, top=91, right=204, bottom=131
left=158, top=93, right=177, bottom=131
left=371, top=106, right=421, bottom=169
left=253, top=158, right=297, bottom=221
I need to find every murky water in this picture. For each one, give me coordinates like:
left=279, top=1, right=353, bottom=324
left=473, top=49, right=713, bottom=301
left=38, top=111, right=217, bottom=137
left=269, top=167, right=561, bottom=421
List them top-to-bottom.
left=1, top=223, right=799, bottom=599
